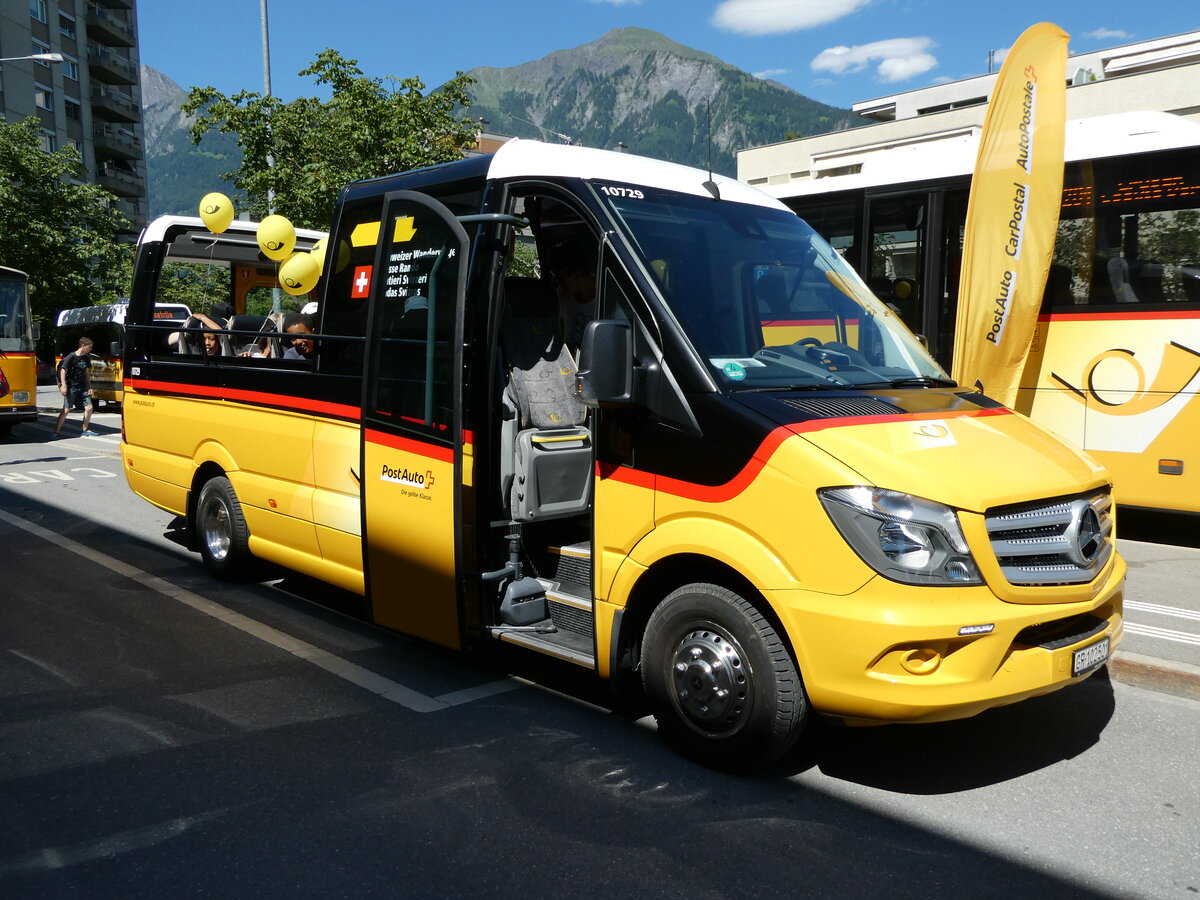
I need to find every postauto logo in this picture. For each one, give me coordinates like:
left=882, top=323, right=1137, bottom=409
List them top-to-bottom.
left=380, top=462, right=436, bottom=489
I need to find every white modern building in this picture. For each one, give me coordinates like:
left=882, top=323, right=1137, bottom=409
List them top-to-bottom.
left=738, top=30, right=1200, bottom=188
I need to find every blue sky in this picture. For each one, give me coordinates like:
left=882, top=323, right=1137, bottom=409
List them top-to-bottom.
left=138, top=0, right=1194, bottom=113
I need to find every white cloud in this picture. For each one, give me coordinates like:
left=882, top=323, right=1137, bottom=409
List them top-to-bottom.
left=712, top=0, right=872, bottom=36
left=1083, top=28, right=1131, bottom=41
left=811, top=37, right=937, bottom=83
left=754, top=67, right=791, bottom=79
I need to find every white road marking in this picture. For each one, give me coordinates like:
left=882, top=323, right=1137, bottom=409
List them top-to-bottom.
left=0, top=508, right=517, bottom=712
left=1125, top=599, right=1200, bottom=623
left=1124, top=622, right=1200, bottom=647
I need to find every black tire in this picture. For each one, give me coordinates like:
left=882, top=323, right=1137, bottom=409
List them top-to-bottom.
left=195, top=475, right=252, bottom=579
left=641, top=583, right=807, bottom=770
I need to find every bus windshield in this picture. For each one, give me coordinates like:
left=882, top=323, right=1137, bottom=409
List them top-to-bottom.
left=598, top=185, right=949, bottom=390
left=0, top=273, right=33, bottom=353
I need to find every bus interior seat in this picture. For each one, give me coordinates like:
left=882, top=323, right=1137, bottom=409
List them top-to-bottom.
left=755, top=273, right=791, bottom=318
left=499, top=276, right=592, bottom=522
left=227, top=314, right=270, bottom=356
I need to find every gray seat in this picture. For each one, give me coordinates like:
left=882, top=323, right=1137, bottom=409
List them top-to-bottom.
left=500, top=277, right=592, bottom=522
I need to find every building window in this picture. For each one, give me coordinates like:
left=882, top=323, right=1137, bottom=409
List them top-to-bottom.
left=30, top=0, right=48, bottom=24
left=59, top=13, right=76, bottom=40
left=32, top=38, right=52, bottom=65
left=63, top=57, right=79, bottom=81
left=35, top=84, right=53, bottom=111
left=65, top=97, right=81, bottom=121
left=40, top=131, right=57, bottom=153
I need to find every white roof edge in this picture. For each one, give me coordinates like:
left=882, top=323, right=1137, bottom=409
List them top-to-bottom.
left=487, top=138, right=788, bottom=209
left=139, top=215, right=328, bottom=245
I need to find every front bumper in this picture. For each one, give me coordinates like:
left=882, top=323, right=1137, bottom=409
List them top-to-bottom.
left=768, top=552, right=1125, bottom=724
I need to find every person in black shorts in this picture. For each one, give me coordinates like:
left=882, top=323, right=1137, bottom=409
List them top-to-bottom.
left=53, top=336, right=97, bottom=438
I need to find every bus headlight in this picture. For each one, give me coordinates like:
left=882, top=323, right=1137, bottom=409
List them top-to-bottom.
left=819, top=486, right=982, bottom=586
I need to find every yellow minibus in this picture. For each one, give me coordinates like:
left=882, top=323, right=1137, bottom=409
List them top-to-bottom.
left=122, top=141, right=1124, bottom=767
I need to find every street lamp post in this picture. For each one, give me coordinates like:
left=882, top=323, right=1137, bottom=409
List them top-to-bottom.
left=0, top=53, right=65, bottom=64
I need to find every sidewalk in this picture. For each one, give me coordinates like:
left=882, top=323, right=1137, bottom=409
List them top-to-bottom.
left=1109, top=537, right=1200, bottom=702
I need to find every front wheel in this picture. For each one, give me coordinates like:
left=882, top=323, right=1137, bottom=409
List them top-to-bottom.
left=195, top=475, right=252, bottom=579
left=641, top=583, right=807, bottom=769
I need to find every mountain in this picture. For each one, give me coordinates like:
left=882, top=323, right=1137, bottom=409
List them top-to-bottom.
left=462, top=27, right=856, bottom=174
left=141, top=65, right=241, bottom=219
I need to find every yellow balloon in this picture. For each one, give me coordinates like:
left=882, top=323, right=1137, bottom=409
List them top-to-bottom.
left=199, top=192, right=235, bottom=234
left=257, top=214, right=296, bottom=261
left=308, top=238, right=327, bottom=273
left=335, top=239, right=352, bottom=273
left=279, top=252, right=321, bottom=296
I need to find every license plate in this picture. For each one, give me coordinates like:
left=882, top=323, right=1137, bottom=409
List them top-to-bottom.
left=1072, top=636, right=1110, bottom=677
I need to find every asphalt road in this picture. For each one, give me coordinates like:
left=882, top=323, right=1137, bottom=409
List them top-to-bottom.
left=1, top=408, right=1198, bottom=898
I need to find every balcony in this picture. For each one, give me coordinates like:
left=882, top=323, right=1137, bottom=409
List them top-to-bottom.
left=93, top=0, right=133, bottom=10
left=86, top=4, right=135, bottom=48
left=87, top=43, right=137, bottom=84
left=90, top=84, right=138, bottom=123
left=92, top=122, right=142, bottom=160
left=96, top=161, right=145, bottom=199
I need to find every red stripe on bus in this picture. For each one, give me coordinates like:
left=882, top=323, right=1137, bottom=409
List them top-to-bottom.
left=1039, top=309, right=1200, bottom=322
left=126, top=378, right=361, bottom=420
left=600, top=407, right=1011, bottom=502
left=364, top=427, right=455, bottom=463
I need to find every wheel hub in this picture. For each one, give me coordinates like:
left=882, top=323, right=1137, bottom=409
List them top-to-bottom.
left=200, top=497, right=231, bottom=561
left=669, top=627, right=748, bottom=734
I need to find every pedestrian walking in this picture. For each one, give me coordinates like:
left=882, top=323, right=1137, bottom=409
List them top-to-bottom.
left=53, top=337, right=98, bottom=438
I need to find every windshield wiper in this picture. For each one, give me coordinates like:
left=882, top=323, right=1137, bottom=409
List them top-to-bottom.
left=878, top=375, right=958, bottom=388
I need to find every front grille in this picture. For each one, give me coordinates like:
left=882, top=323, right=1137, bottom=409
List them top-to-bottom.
left=779, top=396, right=902, bottom=419
left=985, top=490, right=1114, bottom=586
left=1015, top=614, right=1108, bottom=649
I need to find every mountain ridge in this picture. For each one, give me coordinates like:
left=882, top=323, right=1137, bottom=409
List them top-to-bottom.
left=142, top=28, right=855, bottom=215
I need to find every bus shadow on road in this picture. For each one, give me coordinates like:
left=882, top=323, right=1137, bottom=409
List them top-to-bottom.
left=772, top=669, right=1116, bottom=792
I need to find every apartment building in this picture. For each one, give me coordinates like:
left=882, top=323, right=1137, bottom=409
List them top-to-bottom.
left=1, top=0, right=146, bottom=232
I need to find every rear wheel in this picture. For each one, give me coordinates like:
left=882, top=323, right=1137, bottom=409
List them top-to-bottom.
left=195, top=476, right=252, bottom=579
left=642, top=583, right=807, bottom=769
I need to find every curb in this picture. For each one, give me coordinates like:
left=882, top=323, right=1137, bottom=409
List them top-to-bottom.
left=1107, top=650, right=1200, bottom=702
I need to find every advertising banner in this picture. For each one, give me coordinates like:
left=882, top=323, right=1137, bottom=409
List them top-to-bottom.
left=952, top=22, right=1068, bottom=405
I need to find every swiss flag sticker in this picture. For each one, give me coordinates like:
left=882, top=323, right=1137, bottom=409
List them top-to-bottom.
left=351, top=265, right=373, bottom=299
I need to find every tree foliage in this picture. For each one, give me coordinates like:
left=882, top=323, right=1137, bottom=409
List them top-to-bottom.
left=183, top=49, right=480, bottom=231
left=0, top=117, right=130, bottom=330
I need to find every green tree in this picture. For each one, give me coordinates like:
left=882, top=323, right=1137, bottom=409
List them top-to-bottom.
left=183, top=49, right=480, bottom=231
left=0, top=116, right=130, bottom=332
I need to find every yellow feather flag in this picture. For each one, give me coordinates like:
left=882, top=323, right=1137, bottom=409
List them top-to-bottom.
left=952, top=22, right=1068, bottom=405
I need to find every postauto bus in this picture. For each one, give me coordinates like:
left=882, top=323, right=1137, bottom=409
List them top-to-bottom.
left=121, top=140, right=1125, bottom=767
left=0, top=266, right=39, bottom=438
left=56, top=302, right=192, bottom=406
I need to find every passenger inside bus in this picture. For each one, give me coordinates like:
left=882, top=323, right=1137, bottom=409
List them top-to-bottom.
left=282, top=313, right=316, bottom=360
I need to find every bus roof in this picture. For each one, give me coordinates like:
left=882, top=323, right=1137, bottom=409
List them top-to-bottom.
left=766, top=110, right=1200, bottom=201
left=487, top=138, right=788, bottom=210
left=138, top=216, right=328, bottom=254
left=0, top=265, right=28, bottom=279
left=55, top=302, right=192, bottom=328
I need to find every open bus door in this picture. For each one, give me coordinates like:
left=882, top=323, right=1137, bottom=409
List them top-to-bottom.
left=360, top=191, right=471, bottom=649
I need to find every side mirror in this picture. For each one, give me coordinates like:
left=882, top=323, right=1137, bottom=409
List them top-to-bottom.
left=576, top=319, right=633, bottom=407
left=31, top=322, right=41, bottom=341
left=110, top=341, right=121, bottom=357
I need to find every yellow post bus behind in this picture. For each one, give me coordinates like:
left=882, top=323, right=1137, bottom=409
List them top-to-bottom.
left=121, top=141, right=1124, bottom=767
left=0, top=266, right=40, bottom=439
left=55, top=302, right=192, bottom=406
